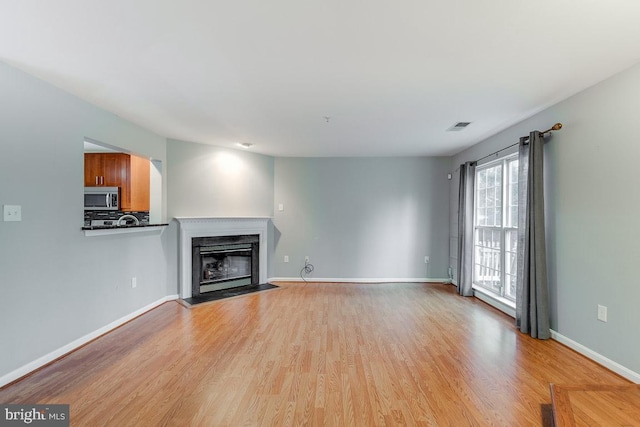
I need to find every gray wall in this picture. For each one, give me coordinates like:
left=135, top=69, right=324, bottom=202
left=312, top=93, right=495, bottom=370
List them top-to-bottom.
left=0, top=62, right=169, bottom=381
left=450, top=62, right=640, bottom=374
left=166, top=139, right=275, bottom=219
left=164, top=144, right=451, bottom=286
left=273, top=157, right=451, bottom=280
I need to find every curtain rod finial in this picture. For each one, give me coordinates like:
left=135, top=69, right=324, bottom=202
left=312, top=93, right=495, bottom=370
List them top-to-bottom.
left=551, top=123, right=562, bottom=131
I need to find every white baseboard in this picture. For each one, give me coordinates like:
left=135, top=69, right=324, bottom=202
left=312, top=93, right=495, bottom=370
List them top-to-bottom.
left=268, top=277, right=451, bottom=284
left=0, top=295, right=178, bottom=388
left=550, top=330, right=640, bottom=384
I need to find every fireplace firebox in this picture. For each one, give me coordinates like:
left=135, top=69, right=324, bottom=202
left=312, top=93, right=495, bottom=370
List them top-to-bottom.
left=191, top=234, right=259, bottom=297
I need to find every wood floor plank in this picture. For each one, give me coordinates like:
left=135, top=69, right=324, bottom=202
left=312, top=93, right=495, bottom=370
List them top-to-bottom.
left=0, top=282, right=631, bottom=426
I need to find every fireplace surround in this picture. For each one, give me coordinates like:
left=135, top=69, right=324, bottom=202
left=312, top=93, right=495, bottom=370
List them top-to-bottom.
left=176, top=217, right=270, bottom=299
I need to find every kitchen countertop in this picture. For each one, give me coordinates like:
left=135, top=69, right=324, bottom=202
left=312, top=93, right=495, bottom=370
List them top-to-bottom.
left=82, top=223, right=169, bottom=236
left=82, top=223, right=169, bottom=230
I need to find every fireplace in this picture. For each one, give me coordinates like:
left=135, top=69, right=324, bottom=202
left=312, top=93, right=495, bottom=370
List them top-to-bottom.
left=176, top=217, right=270, bottom=299
left=192, top=234, right=259, bottom=296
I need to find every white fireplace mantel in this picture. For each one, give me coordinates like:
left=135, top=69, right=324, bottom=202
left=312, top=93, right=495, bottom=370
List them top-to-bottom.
left=176, top=217, right=271, bottom=299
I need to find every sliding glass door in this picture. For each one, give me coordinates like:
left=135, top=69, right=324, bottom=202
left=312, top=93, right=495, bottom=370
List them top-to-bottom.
left=473, top=155, right=518, bottom=302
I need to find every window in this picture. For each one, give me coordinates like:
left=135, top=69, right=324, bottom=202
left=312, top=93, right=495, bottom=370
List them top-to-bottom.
left=473, top=154, right=518, bottom=302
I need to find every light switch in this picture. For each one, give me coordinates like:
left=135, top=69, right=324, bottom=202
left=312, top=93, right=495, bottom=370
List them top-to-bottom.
left=278, top=203, right=284, bottom=212
left=3, top=205, right=22, bottom=222
left=597, top=304, right=607, bottom=322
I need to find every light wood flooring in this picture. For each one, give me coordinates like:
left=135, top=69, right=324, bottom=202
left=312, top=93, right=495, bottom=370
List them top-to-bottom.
left=0, top=282, right=630, bottom=426
left=550, top=384, right=640, bottom=426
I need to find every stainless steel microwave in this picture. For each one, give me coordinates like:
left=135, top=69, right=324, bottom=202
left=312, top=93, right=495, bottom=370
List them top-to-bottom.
left=84, top=187, right=119, bottom=210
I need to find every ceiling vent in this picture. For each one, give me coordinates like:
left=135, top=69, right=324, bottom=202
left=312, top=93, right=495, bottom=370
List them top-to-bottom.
left=447, top=122, right=472, bottom=131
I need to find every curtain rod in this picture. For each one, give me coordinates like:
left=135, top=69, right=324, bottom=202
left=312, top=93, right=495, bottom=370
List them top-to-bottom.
left=473, top=122, right=563, bottom=165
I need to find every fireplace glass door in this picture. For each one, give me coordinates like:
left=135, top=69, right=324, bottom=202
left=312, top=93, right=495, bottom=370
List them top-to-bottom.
left=192, top=234, right=259, bottom=297
left=199, top=243, right=253, bottom=293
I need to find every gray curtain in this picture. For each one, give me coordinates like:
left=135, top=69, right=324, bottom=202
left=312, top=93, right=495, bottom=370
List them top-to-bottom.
left=516, top=131, right=550, bottom=339
left=457, top=161, right=475, bottom=297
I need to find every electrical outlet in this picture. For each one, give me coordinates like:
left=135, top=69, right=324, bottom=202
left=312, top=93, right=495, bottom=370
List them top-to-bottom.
left=284, top=255, right=289, bottom=263
left=305, top=256, right=310, bottom=263
left=424, top=256, right=430, bottom=264
left=131, top=277, right=137, bottom=289
left=597, top=305, right=607, bottom=322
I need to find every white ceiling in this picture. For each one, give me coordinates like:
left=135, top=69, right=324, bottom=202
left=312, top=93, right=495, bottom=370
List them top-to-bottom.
left=2, top=1, right=640, bottom=157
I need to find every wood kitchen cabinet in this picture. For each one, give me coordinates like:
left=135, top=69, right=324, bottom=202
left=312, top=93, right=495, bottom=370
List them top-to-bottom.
left=84, top=153, right=150, bottom=211
left=84, top=153, right=128, bottom=187
left=128, top=154, right=150, bottom=212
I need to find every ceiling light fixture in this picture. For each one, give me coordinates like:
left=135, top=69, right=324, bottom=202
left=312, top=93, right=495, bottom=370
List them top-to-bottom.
left=237, top=142, right=253, bottom=149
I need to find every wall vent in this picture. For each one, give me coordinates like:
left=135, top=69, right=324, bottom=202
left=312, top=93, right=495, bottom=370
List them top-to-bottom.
left=447, top=122, right=472, bottom=131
